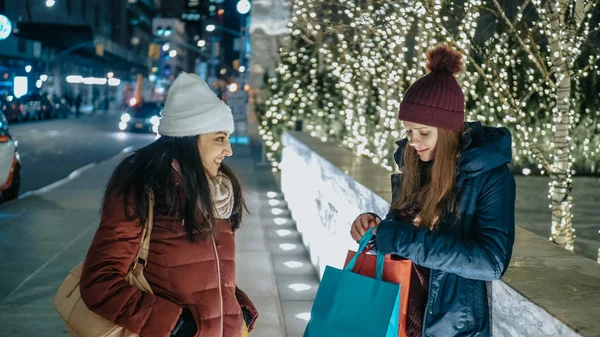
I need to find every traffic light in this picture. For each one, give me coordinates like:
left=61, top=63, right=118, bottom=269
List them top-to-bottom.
left=148, top=43, right=160, bottom=59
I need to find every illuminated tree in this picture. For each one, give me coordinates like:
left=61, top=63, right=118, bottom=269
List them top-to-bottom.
left=259, top=0, right=600, bottom=249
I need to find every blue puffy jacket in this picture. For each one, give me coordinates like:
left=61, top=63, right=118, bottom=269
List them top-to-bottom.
left=375, top=122, right=516, bottom=337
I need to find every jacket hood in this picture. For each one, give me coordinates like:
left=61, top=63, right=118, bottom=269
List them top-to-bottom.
left=394, top=121, right=512, bottom=179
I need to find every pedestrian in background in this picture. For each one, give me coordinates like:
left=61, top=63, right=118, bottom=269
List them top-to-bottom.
left=350, top=45, right=515, bottom=337
left=80, top=72, right=258, bottom=337
left=74, top=93, right=82, bottom=117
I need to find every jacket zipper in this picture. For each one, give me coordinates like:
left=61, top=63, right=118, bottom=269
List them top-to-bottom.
left=173, top=162, right=224, bottom=335
left=211, top=234, right=224, bottom=337
left=422, top=269, right=434, bottom=337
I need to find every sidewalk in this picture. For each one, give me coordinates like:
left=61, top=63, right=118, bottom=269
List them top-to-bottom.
left=0, top=139, right=317, bottom=336
left=229, top=143, right=317, bottom=337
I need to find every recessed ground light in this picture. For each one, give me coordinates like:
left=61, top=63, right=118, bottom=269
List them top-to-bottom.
left=267, top=191, right=278, bottom=198
left=268, top=199, right=280, bottom=206
left=271, top=208, right=284, bottom=215
left=274, top=218, right=288, bottom=225
left=276, top=229, right=292, bottom=237
left=279, top=243, right=297, bottom=251
left=283, top=261, right=304, bottom=269
left=288, top=283, right=311, bottom=292
left=295, top=312, right=311, bottom=321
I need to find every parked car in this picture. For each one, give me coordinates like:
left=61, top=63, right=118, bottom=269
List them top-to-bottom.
left=17, top=93, right=42, bottom=121
left=38, top=94, right=54, bottom=119
left=1, top=95, right=22, bottom=123
left=119, top=101, right=163, bottom=133
left=0, top=111, right=20, bottom=200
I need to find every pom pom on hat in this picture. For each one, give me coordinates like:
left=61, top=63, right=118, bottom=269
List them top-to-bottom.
left=426, top=44, right=464, bottom=75
left=158, top=72, right=234, bottom=137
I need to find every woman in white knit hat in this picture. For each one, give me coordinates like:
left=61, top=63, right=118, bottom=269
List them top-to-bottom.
left=79, top=72, right=258, bottom=337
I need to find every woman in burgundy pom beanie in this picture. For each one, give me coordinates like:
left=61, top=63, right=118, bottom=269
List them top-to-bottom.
left=350, top=45, right=516, bottom=337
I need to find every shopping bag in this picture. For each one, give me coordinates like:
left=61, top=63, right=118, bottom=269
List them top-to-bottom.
left=54, top=191, right=156, bottom=337
left=303, top=228, right=400, bottom=337
left=345, top=245, right=412, bottom=337
left=241, top=320, right=250, bottom=337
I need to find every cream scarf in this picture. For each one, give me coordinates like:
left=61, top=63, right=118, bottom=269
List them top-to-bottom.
left=207, top=172, right=234, bottom=219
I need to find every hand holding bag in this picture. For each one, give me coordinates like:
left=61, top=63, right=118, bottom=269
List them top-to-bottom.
left=54, top=191, right=156, bottom=337
left=303, top=228, right=401, bottom=337
left=345, top=238, right=412, bottom=337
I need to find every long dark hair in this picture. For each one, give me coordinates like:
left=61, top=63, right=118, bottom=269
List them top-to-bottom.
left=391, top=127, right=467, bottom=229
left=104, top=136, right=247, bottom=241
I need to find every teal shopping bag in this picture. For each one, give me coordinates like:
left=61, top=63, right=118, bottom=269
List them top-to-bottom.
left=303, top=228, right=400, bottom=337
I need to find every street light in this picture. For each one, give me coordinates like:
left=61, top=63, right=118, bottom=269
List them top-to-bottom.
left=46, top=0, right=56, bottom=7
left=236, top=0, right=251, bottom=15
left=0, top=15, right=12, bottom=41
left=206, top=25, right=216, bottom=32
left=197, top=40, right=206, bottom=47
left=162, top=43, right=170, bottom=52
left=169, top=50, right=178, bottom=57
left=25, top=65, right=32, bottom=73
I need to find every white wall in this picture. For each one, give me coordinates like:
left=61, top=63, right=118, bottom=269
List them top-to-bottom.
left=280, top=132, right=390, bottom=278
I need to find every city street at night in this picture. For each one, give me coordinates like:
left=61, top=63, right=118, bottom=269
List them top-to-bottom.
left=1, top=0, right=599, bottom=336
left=8, top=112, right=155, bottom=195
left=0, top=113, right=599, bottom=337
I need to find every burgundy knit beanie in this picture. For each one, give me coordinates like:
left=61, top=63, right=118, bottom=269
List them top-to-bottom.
left=398, top=45, right=465, bottom=131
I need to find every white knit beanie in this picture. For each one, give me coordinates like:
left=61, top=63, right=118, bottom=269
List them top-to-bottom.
left=158, top=72, right=234, bottom=137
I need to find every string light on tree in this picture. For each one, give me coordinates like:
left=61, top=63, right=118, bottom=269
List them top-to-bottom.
left=254, top=0, right=599, bottom=250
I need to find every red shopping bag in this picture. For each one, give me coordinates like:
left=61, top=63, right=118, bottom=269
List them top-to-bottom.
left=345, top=251, right=412, bottom=337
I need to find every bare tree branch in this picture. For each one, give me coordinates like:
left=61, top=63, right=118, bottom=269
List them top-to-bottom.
left=492, top=0, right=555, bottom=88
left=582, top=0, right=596, bottom=20
left=531, top=145, right=554, bottom=174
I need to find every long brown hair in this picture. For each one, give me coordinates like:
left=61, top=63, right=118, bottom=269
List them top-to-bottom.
left=391, top=127, right=463, bottom=230
left=104, top=136, right=247, bottom=242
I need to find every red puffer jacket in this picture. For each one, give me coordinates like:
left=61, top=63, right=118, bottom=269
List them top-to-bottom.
left=80, top=161, right=258, bottom=337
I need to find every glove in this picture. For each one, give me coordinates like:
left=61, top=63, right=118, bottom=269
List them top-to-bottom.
left=242, top=307, right=253, bottom=327
left=171, top=308, right=197, bottom=337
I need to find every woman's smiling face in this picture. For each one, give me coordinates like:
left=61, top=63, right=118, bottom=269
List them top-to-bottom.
left=402, top=121, right=438, bottom=162
left=198, top=131, right=233, bottom=177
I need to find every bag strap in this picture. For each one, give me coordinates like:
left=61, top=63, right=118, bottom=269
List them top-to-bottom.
left=131, top=190, right=154, bottom=273
left=344, top=227, right=385, bottom=280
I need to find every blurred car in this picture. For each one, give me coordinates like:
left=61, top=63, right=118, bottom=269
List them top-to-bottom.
left=18, top=93, right=50, bottom=121
left=38, top=94, right=54, bottom=119
left=1, top=95, right=22, bottom=123
left=119, top=101, right=163, bottom=133
left=0, top=111, right=21, bottom=200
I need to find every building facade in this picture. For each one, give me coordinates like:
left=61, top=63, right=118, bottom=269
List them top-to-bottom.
left=0, top=0, right=158, bottom=108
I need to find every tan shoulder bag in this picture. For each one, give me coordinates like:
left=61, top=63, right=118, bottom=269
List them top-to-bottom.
left=54, top=191, right=155, bottom=337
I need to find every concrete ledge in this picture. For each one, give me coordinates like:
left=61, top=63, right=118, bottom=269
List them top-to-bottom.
left=280, top=131, right=600, bottom=337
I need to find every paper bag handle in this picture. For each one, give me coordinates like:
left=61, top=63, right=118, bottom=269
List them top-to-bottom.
left=344, top=227, right=385, bottom=280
